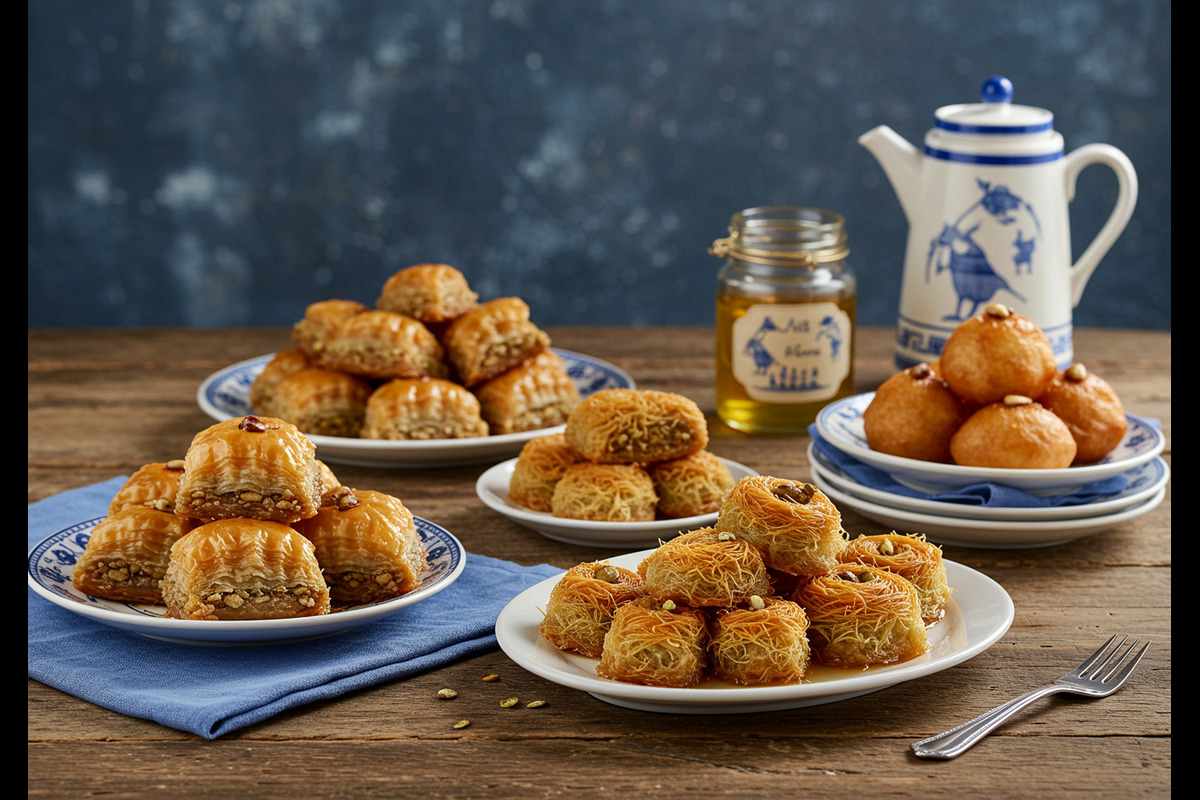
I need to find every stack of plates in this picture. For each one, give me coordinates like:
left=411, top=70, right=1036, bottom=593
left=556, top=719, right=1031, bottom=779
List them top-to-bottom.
left=810, top=394, right=1169, bottom=549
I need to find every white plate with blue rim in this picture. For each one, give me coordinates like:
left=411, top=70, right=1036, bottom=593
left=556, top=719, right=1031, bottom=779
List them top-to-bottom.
left=197, top=348, right=634, bottom=468
left=815, top=393, right=1164, bottom=496
left=808, top=441, right=1170, bottom=522
left=27, top=516, right=465, bottom=645
left=495, top=550, right=1014, bottom=714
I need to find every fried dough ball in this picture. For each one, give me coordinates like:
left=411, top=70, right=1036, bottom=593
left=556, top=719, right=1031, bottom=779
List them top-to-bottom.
left=939, top=304, right=1058, bottom=405
left=862, top=362, right=971, bottom=463
left=1036, top=363, right=1128, bottom=464
left=950, top=395, right=1077, bottom=469
left=550, top=462, right=658, bottom=522
left=716, top=476, right=847, bottom=577
left=638, top=528, right=771, bottom=608
left=539, top=561, right=646, bottom=658
left=596, top=596, right=709, bottom=688
left=709, top=596, right=811, bottom=685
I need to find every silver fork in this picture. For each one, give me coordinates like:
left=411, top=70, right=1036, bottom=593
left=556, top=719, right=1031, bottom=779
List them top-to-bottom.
left=911, top=634, right=1150, bottom=759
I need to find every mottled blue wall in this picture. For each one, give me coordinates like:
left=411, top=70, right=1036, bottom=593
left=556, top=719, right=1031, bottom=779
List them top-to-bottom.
left=28, top=0, right=1171, bottom=330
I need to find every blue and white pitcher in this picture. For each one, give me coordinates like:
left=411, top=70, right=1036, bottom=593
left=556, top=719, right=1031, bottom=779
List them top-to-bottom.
left=859, top=76, right=1138, bottom=370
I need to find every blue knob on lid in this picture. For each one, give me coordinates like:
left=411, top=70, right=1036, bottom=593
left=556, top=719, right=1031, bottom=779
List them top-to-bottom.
left=981, top=76, right=1014, bottom=104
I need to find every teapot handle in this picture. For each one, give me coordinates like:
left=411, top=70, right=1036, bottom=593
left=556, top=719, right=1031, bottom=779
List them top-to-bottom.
left=1064, top=144, right=1138, bottom=308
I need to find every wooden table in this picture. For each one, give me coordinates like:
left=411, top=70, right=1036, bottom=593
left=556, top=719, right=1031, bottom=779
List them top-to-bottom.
left=28, top=326, right=1171, bottom=799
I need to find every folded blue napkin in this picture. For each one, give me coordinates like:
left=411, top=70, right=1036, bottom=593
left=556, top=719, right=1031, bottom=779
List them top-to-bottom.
left=808, top=425, right=1132, bottom=508
left=28, top=478, right=560, bottom=740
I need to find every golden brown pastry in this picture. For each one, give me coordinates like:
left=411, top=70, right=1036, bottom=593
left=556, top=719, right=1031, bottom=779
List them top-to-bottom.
left=376, top=263, right=478, bottom=326
left=441, top=297, right=551, bottom=386
left=291, top=299, right=369, bottom=364
left=939, top=303, right=1058, bottom=405
left=319, top=309, right=448, bottom=381
left=249, top=348, right=311, bottom=418
left=473, top=350, right=581, bottom=435
left=862, top=362, right=972, bottom=463
left=1036, top=362, right=1128, bottom=464
left=272, top=367, right=373, bottom=438
left=361, top=378, right=490, bottom=440
left=564, top=389, right=709, bottom=464
left=950, top=395, right=1077, bottom=469
left=174, top=415, right=324, bottom=524
left=507, top=433, right=587, bottom=513
left=648, top=450, right=735, bottom=519
left=108, top=460, right=187, bottom=515
left=315, top=460, right=342, bottom=496
left=550, top=462, right=658, bottom=522
left=716, top=476, right=847, bottom=577
left=292, top=487, right=427, bottom=604
left=72, top=506, right=197, bottom=604
left=161, top=518, right=331, bottom=620
left=638, top=528, right=771, bottom=608
left=842, top=532, right=951, bottom=624
left=539, top=561, right=646, bottom=658
left=792, top=565, right=929, bottom=668
left=596, top=596, right=709, bottom=688
left=709, top=596, right=811, bottom=685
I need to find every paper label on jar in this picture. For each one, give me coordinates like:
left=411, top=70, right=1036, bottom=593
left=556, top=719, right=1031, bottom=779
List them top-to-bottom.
left=731, top=302, right=851, bottom=403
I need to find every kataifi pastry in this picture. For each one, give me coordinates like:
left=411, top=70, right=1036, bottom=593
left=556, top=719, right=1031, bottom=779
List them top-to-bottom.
left=376, top=263, right=478, bottom=326
left=441, top=297, right=551, bottom=386
left=291, top=299, right=369, bottom=364
left=939, top=303, right=1058, bottom=406
left=319, top=309, right=448, bottom=381
left=249, top=348, right=311, bottom=418
left=473, top=350, right=581, bottom=435
left=862, top=362, right=971, bottom=463
left=1036, top=362, right=1128, bottom=464
left=272, top=367, right=373, bottom=438
left=361, top=378, right=490, bottom=440
left=564, top=389, right=709, bottom=464
left=950, top=395, right=1077, bottom=469
left=174, top=415, right=324, bottom=524
left=507, top=433, right=587, bottom=513
left=648, top=450, right=735, bottom=519
left=108, top=460, right=187, bottom=515
left=550, top=462, right=658, bottom=522
left=715, top=476, right=847, bottom=577
left=292, top=487, right=427, bottom=604
left=72, top=506, right=197, bottom=604
left=160, top=518, right=331, bottom=620
left=638, top=528, right=771, bottom=608
left=842, top=532, right=951, bottom=624
left=539, top=561, right=646, bottom=658
left=793, top=565, right=929, bottom=668
left=596, top=596, right=709, bottom=688
left=709, top=596, right=811, bottom=686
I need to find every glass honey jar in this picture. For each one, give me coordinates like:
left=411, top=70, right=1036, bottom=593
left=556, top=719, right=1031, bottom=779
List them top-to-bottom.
left=711, top=206, right=857, bottom=434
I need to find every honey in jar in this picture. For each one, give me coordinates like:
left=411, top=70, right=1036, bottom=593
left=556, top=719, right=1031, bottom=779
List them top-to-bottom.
left=712, top=207, right=857, bottom=434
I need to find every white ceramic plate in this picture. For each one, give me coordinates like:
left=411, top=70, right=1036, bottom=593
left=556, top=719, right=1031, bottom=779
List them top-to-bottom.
left=197, top=348, right=635, bottom=468
left=816, top=393, right=1164, bottom=495
left=809, top=442, right=1170, bottom=522
left=476, top=457, right=758, bottom=549
left=812, top=472, right=1167, bottom=550
left=27, top=516, right=465, bottom=645
left=495, top=552, right=1014, bottom=714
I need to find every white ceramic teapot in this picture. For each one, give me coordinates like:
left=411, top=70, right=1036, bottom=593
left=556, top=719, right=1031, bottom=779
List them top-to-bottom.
left=859, top=76, right=1137, bottom=369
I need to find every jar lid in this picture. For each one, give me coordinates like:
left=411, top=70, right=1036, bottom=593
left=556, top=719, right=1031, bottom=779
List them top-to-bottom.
left=934, top=76, right=1054, bottom=135
left=709, top=206, right=849, bottom=268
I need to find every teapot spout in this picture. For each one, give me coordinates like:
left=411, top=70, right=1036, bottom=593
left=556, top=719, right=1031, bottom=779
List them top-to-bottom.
left=858, top=125, right=923, bottom=223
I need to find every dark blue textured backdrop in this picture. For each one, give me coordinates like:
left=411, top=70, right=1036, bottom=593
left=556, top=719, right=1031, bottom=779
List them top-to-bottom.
left=28, top=0, right=1171, bottom=330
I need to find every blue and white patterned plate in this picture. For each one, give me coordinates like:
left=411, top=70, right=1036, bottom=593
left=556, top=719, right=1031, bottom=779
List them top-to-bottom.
left=197, top=348, right=635, bottom=467
left=816, top=393, right=1165, bottom=495
left=27, top=517, right=465, bottom=645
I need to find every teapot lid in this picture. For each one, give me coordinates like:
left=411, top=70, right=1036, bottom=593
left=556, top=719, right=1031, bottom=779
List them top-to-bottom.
left=934, top=76, right=1054, bottom=135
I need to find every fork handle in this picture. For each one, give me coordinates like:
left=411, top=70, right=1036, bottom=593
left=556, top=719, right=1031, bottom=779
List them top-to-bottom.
left=911, top=685, right=1065, bottom=759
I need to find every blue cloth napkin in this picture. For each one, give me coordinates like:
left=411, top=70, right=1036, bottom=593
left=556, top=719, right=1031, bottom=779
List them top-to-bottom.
left=808, top=424, right=1133, bottom=508
left=28, top=478, right=560, bottom=740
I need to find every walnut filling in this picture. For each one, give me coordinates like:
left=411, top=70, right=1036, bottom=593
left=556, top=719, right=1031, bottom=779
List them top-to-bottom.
left=607, top=421, right=692, bottom=459
left=327, top=570, right=405, bottom=603
left=173, top=584, right=323, bottom=620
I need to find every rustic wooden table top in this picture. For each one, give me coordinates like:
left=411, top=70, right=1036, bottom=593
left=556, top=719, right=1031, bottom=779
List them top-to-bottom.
left=28, top=325, right=1171, bottom=799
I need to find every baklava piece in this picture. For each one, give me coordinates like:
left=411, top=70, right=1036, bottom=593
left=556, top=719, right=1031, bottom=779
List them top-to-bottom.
left=376, top=263, right=479, bottom=327
left=441, top=297, right=551, bottom=386
left=291, top=299, right=369, bottom=365
left=319, top=309, right=448, bottom=381
left=249, top=348, right=311, bottom=418
left=474, top=350, right=581, bottom=435
left=273, top=367, right=373, bottom=438
left=361, top=378, right=490, bottom=440
left=565, top=389, right=709, bottom=464
left=174, top=415, right=324, bottom=524
left=507, top=433, right=587, bottom=513
left=648, top=450, right=736, bottom=519
left=108, top=460, right=187, bottom=515
left=550, top=462, right=658, bottom=522
left=293, top=487, right=427, bottom=605
left=72, top=506, right=197, bottom=604
left=161, top=518, right=331, bottom=620
left=639, top=528, right=771, bottom=608
left=842, top=532, right=951, bottom=624
left=539, top=561, right=646, bottom=658
left=596, top=596, right=709, bottom=688
left=709, top=596, right=811, bottom=686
